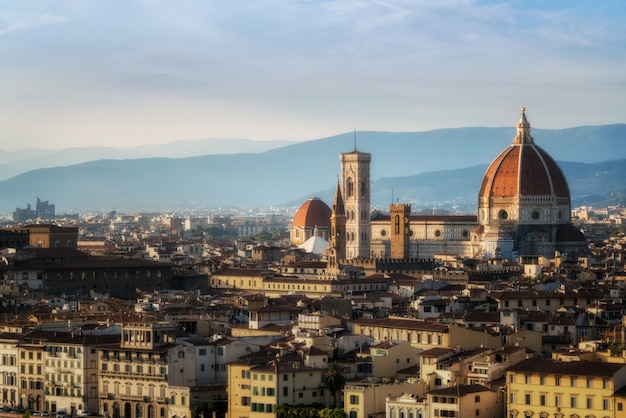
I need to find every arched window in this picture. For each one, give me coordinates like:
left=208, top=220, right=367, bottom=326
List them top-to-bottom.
left=346, top=178, right=354, bottom=198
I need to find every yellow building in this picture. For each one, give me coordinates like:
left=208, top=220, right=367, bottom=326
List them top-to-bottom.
left=210, top=268, right=271, bottom=290
left=227, top=355, right=331, bottom=418
left=506, top=358, right=626, bottom=418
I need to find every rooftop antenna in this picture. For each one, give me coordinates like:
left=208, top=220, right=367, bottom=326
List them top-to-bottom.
left=353, top=129, right=357, bottom=151
left=391, top=187, right=394, bottom=204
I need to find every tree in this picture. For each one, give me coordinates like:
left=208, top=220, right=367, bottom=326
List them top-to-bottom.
left=321, top=361, right=346, bottom=409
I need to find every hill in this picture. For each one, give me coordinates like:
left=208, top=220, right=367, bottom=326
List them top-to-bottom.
left=0, top=125, right=624, bottom=214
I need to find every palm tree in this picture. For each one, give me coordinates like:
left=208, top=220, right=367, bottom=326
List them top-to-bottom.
left=321, top=361, right=346, bottom=408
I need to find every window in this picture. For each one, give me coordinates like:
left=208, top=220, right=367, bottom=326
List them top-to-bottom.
left=199, top=349, right=206, bottom=356
left=554, top=376, right=560, bottom=386
left=586, top=378, right=592, bottom=388
left=525, top=394, right=531, bottom=405
left=540, top=394, right=546, bottom=406
left=554, top=394, right=561, bottom=407
left=349, top=395, right=359, bottom=405
left=475, top=395, right=480, bottom=403
left=570, top=396, right=577, bottom=408
left=586, top=397, right=593, bottom=409
left=603, top=398, right=609, bottom=410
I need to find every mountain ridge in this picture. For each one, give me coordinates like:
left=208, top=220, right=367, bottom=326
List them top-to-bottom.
left=1, top=124, right=625, bottom=215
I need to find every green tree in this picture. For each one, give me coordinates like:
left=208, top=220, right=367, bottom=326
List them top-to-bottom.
left=321, top=361, right=346, bottom=409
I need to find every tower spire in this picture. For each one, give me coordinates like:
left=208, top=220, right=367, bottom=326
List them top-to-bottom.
left=513, top=106, right=534, bottom=145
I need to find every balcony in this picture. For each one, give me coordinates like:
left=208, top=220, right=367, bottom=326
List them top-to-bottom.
left=100, top=370, right=167, bottom=381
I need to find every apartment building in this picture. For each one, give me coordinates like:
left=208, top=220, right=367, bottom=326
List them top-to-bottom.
left=98, top=322, right=190, bottom=418
left=17, top=330, right=49, bottom=411
left=0, top=332, right=20, bottom=407
left=43, top=332, right=119, bottom=415
left=175, top=335, right=259, bottom=386
left=227, top=352, right=331, bottom=418
left=506, top=358, right=626, bottom=418
left=344, top=379, right=426, bottom=418
left=427, top=384, right=502, bottom=418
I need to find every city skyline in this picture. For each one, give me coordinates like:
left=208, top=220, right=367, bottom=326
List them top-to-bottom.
left=2, top=0, right=625, bottom=151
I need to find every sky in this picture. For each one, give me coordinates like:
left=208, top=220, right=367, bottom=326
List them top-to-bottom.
left=1, top=0, right=625, bottom=150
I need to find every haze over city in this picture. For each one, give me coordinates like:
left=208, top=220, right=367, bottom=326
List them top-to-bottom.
left=2, top=0, right=625, bottom=151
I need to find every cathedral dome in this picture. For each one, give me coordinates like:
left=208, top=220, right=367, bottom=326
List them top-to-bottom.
left=479, top=108, right=570, bottom=199
left=292, top=197, right=331, bottom=229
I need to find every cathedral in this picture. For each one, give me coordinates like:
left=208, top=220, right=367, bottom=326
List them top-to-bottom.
left=292, top=108, right=588, bottom=264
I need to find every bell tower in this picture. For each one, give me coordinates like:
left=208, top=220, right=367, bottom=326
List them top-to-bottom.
left=340, top=144, right=371, bottom=259
left=389, top=203, right=411, bottom=259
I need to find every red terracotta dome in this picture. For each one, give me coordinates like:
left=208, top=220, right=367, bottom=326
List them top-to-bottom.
left=479, top=109, right=570, bottom=199
left=292, top=197, right=331, bottom=228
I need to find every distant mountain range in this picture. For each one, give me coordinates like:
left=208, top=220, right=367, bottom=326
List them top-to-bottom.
left=0, top=124, right=624, bottom=215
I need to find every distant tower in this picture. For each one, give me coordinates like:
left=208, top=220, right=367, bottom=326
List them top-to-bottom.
left=340, top=143, right=371, bottom=259
left=328, top=180, right=346, bottom=271
left=389, top=203, right=411, bottom=259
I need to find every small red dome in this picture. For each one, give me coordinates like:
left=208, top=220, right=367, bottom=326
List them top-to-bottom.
left=292, top=197, right=331, bottom=228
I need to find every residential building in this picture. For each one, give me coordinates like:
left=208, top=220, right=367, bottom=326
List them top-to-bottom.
left=98, top=322, right=190, bottom=418
left=0, top=332, right=20, bottom=408
left=506, top=358, right=626, bottom=418
left=344, top=379, right=425, bottom=418
left=427, top=384, right=502, bottom=418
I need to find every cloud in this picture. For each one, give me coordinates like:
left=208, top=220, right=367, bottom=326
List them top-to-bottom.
left=0, top=13, right=67, bottom=35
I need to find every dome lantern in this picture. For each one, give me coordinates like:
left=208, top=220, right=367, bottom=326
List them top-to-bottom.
left=513, top=106, right=534, bottom=145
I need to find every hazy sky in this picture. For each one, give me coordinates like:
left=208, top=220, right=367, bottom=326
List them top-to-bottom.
left=2, top=0, right=625, bottom=150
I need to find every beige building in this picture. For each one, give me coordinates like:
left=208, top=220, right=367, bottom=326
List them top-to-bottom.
left=349, top=317, right=543, bottom=353
left=98, top=323, right=190, bottom=418
left=17, top=331, right=47, bottom=411
left=0, top=332, right=20, bottom=408
left=43, top=333, right=118, bottom=415
left=344, top=379, right=425, bottom=418
left=427, top=384, right=503, bottom=418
